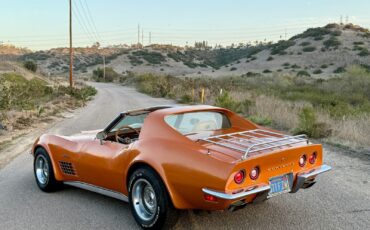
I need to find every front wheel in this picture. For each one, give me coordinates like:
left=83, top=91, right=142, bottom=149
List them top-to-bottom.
left=33, top=148, right=61, bottom=192
left=128, top=167, right=178, bottom=229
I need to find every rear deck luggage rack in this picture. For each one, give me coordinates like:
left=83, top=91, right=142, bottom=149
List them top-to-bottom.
left=198, top=129, right=308, bottom=159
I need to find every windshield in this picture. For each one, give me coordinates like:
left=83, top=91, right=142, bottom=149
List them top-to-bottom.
left=164, top=111, right=231, bottom=135
left=110, top=113, right=148, bottom=132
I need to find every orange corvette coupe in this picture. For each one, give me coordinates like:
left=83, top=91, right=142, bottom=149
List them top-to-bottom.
left=32, top=105, right=331, bottom=229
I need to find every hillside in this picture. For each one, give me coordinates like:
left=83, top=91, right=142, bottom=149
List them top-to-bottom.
left=3, top=23, right=370, bottom=78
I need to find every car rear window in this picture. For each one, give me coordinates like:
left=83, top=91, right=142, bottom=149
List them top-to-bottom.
left=164, top=111, right=231, bottom=135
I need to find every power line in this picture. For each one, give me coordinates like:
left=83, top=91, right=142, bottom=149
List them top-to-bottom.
left=77, top=0, right=100, bottom=42
left=82, top=0, right=102, bottom=41
left=72, top=1, right=96, bottom=43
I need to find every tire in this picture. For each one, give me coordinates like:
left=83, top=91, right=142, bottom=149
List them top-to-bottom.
left=33, top=148, right=61, bottom=192
left=128, top=167, right=178, bottom=229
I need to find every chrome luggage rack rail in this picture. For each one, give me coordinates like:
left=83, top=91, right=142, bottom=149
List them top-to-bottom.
left=198, top=129, right=308, bottom=159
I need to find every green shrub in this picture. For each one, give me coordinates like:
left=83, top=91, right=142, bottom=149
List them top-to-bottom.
left=290, top=27, right=331, bottom=40
left=330, top=30, right=342, bottom=36
left=314, top=36, right=324, bottom=41
left=323, top=37, right=341, bottom=49
left=270, top=40, right=295, bottom=55
left=353, top=41, right=364, bottom=45
left=300, top=42, right=311, bottom=46
left=302, top=46, right=316, bottom=52
left=358, top=48, right=370, bottom=57
left=132, top=50, right=165, bottom=64
left=267, top=56, right=274, bottom=61
left=23, top=61, right=37, bottom=72
left=282, top=62, right=290, bottom=67
left=320, top=64, right=328, bottom=69
left=334, top=66, right=346, bottom=73
left=92, top=67, right=120, bottom=82
left=230, top=67, right=237, bottom=71
left=263, top=69, right=272, bottom=73
left=313, top=69, right=323, bottom=74
left=297, top=70, right=310, bottom=77
left=214, top=91, right=249, bottom=113
left=178, top=94, right=193, bottom=104
left=294, top=106, right=331, bottom=138
left=248, top=115, right=272, bottom=126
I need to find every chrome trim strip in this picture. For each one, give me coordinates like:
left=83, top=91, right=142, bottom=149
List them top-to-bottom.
left=64, top=181, right=129, bottom=202
left=202, top=185, right=270, bottom=200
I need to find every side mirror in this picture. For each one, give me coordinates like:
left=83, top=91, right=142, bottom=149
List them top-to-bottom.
left=96, top=131, right=107, bottom=145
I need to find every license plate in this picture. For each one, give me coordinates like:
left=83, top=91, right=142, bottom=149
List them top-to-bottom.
left=268, top=174, right=291, bottom=197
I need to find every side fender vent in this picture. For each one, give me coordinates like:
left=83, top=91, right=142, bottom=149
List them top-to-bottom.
left=59, top=161, right=76, bottom=176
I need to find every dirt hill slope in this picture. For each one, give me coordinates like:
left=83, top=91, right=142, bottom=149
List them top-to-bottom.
left=7, top=23, right=370, bottom=78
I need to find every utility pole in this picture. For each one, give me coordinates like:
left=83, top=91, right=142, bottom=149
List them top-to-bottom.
left=69, top=0, right=73, bottom=87
left=137, top=24, right=140, bottom=46
left=284, top=28, right=287, bottom=40
left=142, top=29, right=144, bottom=47
left=149, top=32, right=151, bottom=44
left=103, top=56, right=106, bottom=81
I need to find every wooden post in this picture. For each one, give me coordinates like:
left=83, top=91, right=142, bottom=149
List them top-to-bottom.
left=201, top=88, right=205, bottom=104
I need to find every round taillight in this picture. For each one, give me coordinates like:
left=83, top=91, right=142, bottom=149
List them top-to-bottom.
left=309, top=152, right=317, bottom=164
left=299, top=155, right=307, bottom=167
left=249, top=167, right=259, bottom=180
left=234, top=170, right=245, bottom=184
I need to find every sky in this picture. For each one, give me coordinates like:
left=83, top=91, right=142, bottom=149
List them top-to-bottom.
left=1, top=0, right=370, bottom=50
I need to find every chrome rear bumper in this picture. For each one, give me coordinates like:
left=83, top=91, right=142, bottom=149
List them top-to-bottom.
left=202, top=164, right=332, bottom=202
left=290, top=164, right=332, bottom=193
left=202, top=185, right=270, bottom=201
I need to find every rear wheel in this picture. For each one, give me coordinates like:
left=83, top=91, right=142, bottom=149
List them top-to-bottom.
left=33, top=148, right=61, bottom=192
left=128, top=167, right=178, bottom=229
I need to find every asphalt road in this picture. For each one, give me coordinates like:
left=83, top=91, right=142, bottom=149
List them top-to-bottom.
left=0, top=82, right=369, bottom=230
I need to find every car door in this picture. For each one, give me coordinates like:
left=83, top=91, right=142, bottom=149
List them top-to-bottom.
left=76, top=137, right=130, bottom=192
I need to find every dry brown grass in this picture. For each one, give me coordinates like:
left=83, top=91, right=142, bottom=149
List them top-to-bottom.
left=228, top=92, right=370, bottom=149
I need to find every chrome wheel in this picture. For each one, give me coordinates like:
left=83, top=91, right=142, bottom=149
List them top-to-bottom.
left=35, top=155, right=49, bottom=185
left=132, top=179, right=157, bottom=221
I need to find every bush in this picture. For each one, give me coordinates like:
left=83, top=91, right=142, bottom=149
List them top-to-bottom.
left=290, top=27, right=331, bottom=40
left=323, top=37, right=341, bottom=49
left=270, top=40, right=295, bottom=55
left=353, top=41, right=364, bottom=45
left=300, top=42, right=311, bottom=46
left=302, top=46, right=316, bottom=52
left=358, top=48, right=370, bottom=57
left=132, top=50, right=165, bottom=64
left=267, top=56, right=274, bottom=61
left=23, top=61, right=37, bottom=72
left=282, top=62, right=290, bottom=67
left=320, top=64, right=328, bottom=69
left=334, top=66, right=346, bottom=73
left=92, top=67, right=120, bottom=82
left=263, top=69, right=272, bottom=73
left=313, top=69, right=323, bottom=74
left=297, top=70, right=310, bottom=77
left=214, top=91, right=247, bottom=113
left=178, top=94, right=192, bottom=104
left=294, top=106, right=331, bottom=138
left=248, top=115, right=272, bottom=126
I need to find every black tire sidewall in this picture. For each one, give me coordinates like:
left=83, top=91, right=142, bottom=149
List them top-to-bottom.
left=33, top=148, right=58, bottom=192
left=128, top=167, right=171, bottom=229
